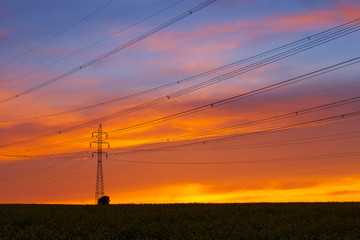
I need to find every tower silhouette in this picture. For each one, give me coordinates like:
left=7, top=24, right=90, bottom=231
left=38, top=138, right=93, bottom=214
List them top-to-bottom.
left=91, top=124, right=109, bottom=204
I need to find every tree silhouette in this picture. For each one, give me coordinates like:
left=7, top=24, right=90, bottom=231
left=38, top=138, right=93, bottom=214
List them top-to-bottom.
left=97, top=196, right=110, bottom=205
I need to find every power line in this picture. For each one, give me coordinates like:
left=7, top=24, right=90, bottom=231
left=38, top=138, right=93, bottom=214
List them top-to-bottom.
left=0, top=0, right=218, bottom=104
left=0, top=0, right=185, bottom=86
left=0, top=1, right=112, bottom=69
left=3, top=18, right=360, bottom=122
left=1, top=21, right=359, bottom=139
left=2, top=21, right=359, bottom=151
left=0, top=57, right=358, bottom=151
left=102, top=58, right=360, bottom=135
left=8, top=93, right=360, bottom=155
left=161, top=97, right=360, bottom=142
left=101, top=102, right=360, bottom=152
left=107, top=110, right=360, bottom=155
left=5, top=124, right=360, bottom=159
left=4, top=125, right=359, bottom=196
left=4, top=128, right=359, bottom=193
left=195, top=129, right=360, bottom=151
left=0, top=142, right=91, bottom=185
left=4, top=148, right=360, bottom=194
left=0, top=149, right=89, bottom=159
left=0, top=151, right=88, bottom=184
left=108, top=151, right=360, bottom=165
left=1, top=157, right=93, bottom=194
left=12, top=162, right=93, bottom=194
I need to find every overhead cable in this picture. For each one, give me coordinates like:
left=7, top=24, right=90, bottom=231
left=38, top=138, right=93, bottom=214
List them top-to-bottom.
left=0, top=0, right=218, bottom=104
left=0, top=0, right=185, bottom=86
left=0, top=1, right=112, bottom=68
left=3, top=18, right=360, bottom=121
left=0, top=56, right=358, bottom=150
left=108, top=110, right=360, bottom=155
left=108, top=151, right=360, bottom=165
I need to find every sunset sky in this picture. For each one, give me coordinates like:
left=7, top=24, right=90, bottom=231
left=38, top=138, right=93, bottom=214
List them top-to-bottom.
left=0, top=0, right=359, bottom=204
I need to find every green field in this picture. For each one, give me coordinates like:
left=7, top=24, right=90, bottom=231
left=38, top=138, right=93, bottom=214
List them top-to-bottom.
left=1, top=203, right=360, bottom=239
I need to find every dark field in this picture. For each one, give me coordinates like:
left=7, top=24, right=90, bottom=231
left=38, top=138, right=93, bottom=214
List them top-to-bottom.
left=1, top=203, right=360, bottom=239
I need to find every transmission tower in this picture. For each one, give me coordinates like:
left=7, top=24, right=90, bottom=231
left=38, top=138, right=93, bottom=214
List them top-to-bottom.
left=90, top=124, right=109, bottom=204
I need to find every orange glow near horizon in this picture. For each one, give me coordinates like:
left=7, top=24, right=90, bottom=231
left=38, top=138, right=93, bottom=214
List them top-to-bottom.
left=38, top=174, right=360, bottom=205
left=111, top=179, right=360, bottom=204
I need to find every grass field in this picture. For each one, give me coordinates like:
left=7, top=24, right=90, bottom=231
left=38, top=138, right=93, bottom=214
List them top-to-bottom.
left=1, top=203, right=360, bottom=239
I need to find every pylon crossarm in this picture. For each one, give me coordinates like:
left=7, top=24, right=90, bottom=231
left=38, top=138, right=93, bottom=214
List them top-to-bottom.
left=102, top=141, right=110, bottom=148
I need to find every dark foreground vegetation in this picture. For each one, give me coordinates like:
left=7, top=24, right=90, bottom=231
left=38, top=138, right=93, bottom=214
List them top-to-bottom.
left=1, top=203, right=360, bottom=239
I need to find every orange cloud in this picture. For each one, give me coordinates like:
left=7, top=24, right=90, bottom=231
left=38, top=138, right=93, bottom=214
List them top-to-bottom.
left=138, top=1, right=360, bottom=56
left=268, top=2, right=360, bottom=32
left=0, top=30, right=7, bottom=38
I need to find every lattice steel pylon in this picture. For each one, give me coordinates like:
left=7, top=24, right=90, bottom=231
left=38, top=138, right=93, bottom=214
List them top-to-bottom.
left=90, top=124, right=109, bottom=204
